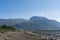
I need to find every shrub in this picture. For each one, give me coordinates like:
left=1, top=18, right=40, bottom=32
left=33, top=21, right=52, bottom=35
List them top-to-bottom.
left=0, top=25, right=16, bottom=32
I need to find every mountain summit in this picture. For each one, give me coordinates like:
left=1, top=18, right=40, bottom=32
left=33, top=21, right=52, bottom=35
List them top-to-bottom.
left=15, top=16, right=60, bottom=30
left=30, top=16, right=48, bottom=20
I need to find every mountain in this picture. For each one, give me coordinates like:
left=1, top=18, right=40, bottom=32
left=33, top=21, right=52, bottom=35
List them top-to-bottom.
left=0, top=16, right=60, bottom=30
left=15, top=16, right=60, bottom=30
left=29, top=16, right=48, bottom=22
left=0, top=19, right=27, bottom=26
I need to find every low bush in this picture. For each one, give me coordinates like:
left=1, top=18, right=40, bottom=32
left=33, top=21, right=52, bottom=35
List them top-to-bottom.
left=0, top=25, right=16, bottom=32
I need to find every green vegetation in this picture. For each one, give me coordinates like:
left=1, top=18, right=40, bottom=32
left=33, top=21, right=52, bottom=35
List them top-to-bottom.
left=0, top=25, right=16, bottom=32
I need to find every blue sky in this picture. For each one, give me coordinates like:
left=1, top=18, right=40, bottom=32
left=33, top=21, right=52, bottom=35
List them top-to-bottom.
left=0, top=0, right=60, bottom=21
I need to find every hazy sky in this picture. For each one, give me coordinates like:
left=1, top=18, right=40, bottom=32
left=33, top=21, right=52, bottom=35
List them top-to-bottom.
left=0, top=0, right=60, bottom=21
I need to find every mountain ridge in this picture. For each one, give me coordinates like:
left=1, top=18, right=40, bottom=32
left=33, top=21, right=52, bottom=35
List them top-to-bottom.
left=0, top=16, right=60, bottom=30
left=14, top=16, right=60, bottom=30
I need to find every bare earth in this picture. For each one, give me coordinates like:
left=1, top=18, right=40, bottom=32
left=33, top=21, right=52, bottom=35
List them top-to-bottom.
left=0, top=30, right=60, bottom=40
left=0, top=30, right=41, bottom=40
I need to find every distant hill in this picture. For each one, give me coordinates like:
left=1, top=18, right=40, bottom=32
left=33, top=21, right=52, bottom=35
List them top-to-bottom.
left=0, top=16, right=60, bottom=30
left=15, top=16, right=60, bottom=30
left=0, top=19, right=27, bottom=26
